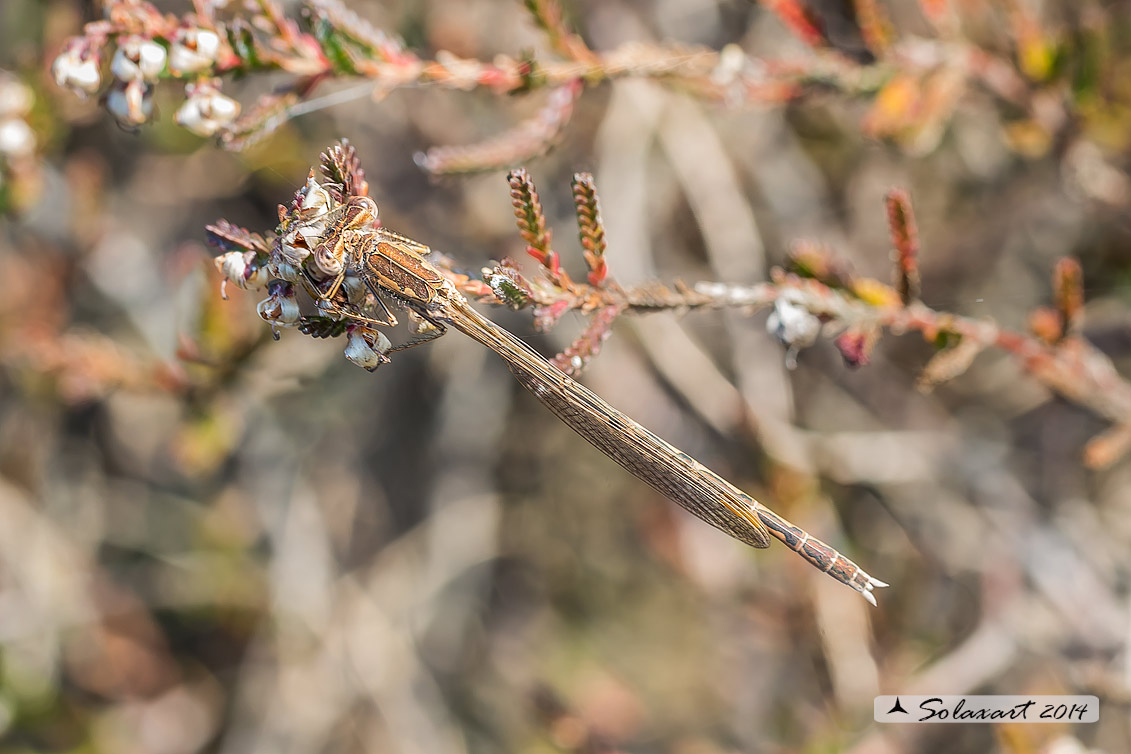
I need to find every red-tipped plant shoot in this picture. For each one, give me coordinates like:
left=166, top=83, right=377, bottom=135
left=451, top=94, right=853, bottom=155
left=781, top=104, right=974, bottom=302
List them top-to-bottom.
left=571, top=172, right=609, bottom=288
left=885, top=188, right=920, bottom=305
left=1053, top=257, right=1084, bottom=336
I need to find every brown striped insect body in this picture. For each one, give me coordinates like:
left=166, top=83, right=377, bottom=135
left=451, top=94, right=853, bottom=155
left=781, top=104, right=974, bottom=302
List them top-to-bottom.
left=275, top=181, right=887, bottom=605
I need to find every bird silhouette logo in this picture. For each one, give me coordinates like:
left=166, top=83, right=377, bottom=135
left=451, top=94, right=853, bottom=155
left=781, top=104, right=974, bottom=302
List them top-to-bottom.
left=887, top=697, right=909, bottom=715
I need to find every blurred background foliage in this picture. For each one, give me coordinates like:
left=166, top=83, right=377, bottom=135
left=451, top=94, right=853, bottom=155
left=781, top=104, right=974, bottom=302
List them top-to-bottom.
left=3, top=0, right=1131, bottom=753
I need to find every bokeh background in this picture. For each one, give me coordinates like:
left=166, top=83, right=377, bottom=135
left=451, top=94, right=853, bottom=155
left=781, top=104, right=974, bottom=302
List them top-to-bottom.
left=3, top=1, right=1131, bottom=752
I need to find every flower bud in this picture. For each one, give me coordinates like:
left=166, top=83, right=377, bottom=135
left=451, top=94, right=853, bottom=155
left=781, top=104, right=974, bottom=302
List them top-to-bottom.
left=168, top=27, right=221, bottom=75
left=110, top=36, right=167, bottom=82
left=52, top=42, right=102, bottom=96
left=0, top=74, right=34, bottom=119
left=175, top=80, right=240, bottom=137
left=0, top=118, right=35, bottom=158
left=257, top=280, right=300, bottom=327
left=344, top=327, right=392, bottom=371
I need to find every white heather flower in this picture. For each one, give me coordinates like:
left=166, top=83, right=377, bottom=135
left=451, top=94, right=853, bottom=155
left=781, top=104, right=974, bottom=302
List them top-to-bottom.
left=168, top=28, right=221, bottom=75
left=110, top=36, right=167, bottom=82
left=52, top=43, right=102, bottom=95
left=0, top=75, right=33, bottom=119
left=106, top=80, right=154, bottom=126
left=174, top=80, right=240, bottom=137
left=0, top=118, right=35, bottom=158
left=297, top=173, right=333, bottom=231
left=301, top=174, right=332, bottom=213
left=279, top=229, right=312, bottom=265
left=214, top=251, right=268, bottom=296
left=215, top=251, right=248, bottom=286
left=268, top=260, right=302, bottom=283
left=257, top=281, right=300, bottom=327
left=766, top=290, right=820, bottom=369
left=344, top=328, right=392, bottom=371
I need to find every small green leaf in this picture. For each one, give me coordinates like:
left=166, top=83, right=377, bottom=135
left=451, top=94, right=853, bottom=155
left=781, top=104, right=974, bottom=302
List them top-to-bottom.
left=313, top=18, right=358, bottom=75
left=227, top=23, right=263, bottom=69
left=299, top=316, right=350, bottom=338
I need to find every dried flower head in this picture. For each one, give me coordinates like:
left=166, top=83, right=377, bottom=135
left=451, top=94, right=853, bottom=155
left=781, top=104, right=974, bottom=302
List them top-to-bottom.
left=279, top=173, right=335, bottom=252
left=269, top=259, right=302, bottom=283
left=341, top=273, right=368, bottom=306
left=257, top=280, right=301, bottom=331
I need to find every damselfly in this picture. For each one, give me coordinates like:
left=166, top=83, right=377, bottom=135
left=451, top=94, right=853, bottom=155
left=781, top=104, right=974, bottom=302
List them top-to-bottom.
left=279, top=179, right=887, bottom=605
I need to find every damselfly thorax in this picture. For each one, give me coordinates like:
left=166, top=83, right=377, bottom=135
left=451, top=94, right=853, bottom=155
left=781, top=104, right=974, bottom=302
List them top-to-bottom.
left=285, top=192, right=452, bottom=343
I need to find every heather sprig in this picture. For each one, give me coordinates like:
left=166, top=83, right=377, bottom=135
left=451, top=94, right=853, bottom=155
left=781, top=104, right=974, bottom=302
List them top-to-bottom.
left=54, top=0, right=1130, bottom=182
left=207, top=142, right=1131, bottom=470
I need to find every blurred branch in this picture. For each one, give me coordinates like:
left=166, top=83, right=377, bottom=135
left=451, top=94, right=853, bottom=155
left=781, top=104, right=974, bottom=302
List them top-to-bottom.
left=51, top=0, right=1131, bottom=186
left=465, top=180, right=1131, bottom=469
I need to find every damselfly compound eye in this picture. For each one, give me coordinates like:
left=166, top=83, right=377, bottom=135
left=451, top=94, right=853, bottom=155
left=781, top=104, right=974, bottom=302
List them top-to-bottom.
left=351, top=195, right=379, bottom=223
left=311, top=245, right=344, bottom=279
